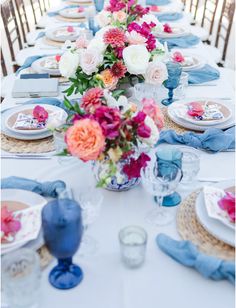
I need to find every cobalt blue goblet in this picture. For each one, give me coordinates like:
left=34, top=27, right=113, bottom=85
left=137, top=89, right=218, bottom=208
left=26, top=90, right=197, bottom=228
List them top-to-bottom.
left=94, top=0, right=105, bottom=12
left=161, top=62, right=182, bottom=106
left=155, top=147, right=183, bottom=207
left=42, top=191, right=83, bottom=290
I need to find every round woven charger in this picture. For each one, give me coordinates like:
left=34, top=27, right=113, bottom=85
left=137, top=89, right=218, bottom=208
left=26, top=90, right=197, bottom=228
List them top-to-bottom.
left=66, top=1, right=93, bottom=5
left=55, top=15, right=86, bottom=23
left=42, top=37, right=64, bottom=48
left=162, top=107, right=189, bottom=134
left=0, top=133, right=55, bottom=154
left=177, top=190, right=235, bottom=260
left=37, top=245, right=53, bottom=269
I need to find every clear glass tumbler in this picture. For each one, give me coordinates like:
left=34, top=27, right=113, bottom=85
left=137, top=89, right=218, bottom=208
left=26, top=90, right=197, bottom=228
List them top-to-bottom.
left=174, top=72, right=189, bottom=99
left=180, top=148, right=200, bottom=184
left=119, top=226, right=147, bottom=269
left=2, top=248, right=41, bottom=308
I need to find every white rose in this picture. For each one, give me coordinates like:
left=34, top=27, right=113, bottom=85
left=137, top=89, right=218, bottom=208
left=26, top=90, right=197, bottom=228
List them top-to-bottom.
left=95, top=10, right=111, bottom=27
left=87, top=37, right=107, bottom=54
left=123, top=45, right=150, bottom=75
left=80, top=49, right=103, bottom=75
left=59, top=50, right=80, bottom=78
left=145, top=61, right=168, bottom=85
left=47, top=111, right=67, bottom=130
left=140, top=116, right=159, bottom=146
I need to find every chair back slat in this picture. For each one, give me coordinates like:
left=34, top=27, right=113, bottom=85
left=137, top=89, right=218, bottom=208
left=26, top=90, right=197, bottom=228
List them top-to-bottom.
left=1, top=0, right=23, bottom=67
left=14, top=0, right=30, bottom=43
left=29, top=0, right=44, bottom=25
left=189, top=0, right=200, bottom=20
left=201, top=0, right=219, bottom=35
left=215, top=0, right=235, bottom=61
left=1, top=49, right=8, bottom=77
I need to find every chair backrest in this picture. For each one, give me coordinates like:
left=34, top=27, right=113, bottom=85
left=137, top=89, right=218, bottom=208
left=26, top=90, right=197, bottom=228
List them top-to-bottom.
left=1, top=0, right=23, bottom=66
left=14, top=0, right=30, bottom=43
left=29, top=0, right=44, bottom=25
left=189, top=0, right=201, bottom=20
left=201, top=0, right=219, bottom=36
left=215, top=0, right=235, bottom=61
left=1, top=49, right=8, bottom=77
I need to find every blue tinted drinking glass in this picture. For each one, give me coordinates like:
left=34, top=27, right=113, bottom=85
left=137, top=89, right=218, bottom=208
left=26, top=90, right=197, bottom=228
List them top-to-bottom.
left=94, top=0, right=105, bottom=12
left=161, top=62, right=182, bottom=106
left=155, top=148, right=183, bottom=206
left=42, top=190, right=83, bottom=290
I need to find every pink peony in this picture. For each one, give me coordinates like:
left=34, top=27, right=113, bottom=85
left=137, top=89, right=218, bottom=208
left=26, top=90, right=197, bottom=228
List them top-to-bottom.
left=107, top=0, right=126, bottom=12
left=163, top=23, right=172, bottom=33
left=67, top=26, right=75, bottom=33
left=103, top=28, right=126, bottom=48
left=172, top=51, right=185, bottom=63
left=81, top=87, right=104, bottom=113
left=142, top=98, right=164, bottom=129
left=33, top=105, right=48, bottom=122
left=94, top=106, right=121, bottom=139
left=133, top=111, right=146, bottom=124
left=65, top=118, right=105, bottom=161
left=137, top=122, right=151, bottom=138
left=123, top=153, right=151, bottom=179
left=218, top=192, right=235, bottom=223
left=1, top=206, right=21, bottom=242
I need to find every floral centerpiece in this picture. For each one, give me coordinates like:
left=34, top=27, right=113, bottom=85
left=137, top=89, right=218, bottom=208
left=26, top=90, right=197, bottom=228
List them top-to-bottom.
left=59, top=0, right=167, bottom=96
left=60, top=89, right=164, bottom=190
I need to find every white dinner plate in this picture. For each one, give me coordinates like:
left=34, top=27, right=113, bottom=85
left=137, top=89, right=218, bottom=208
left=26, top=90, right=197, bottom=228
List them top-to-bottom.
left=59, top=7, right=85, bottom=19
left=46, top=26, right=81, bottom=42
left=155, top=26, right=189, bottom=38
left=174, top=53, right=205, bottom=71
left=31, top=56, right=60, bottom=76
left=167, top=99, right=235, bottom=132
left=5, top=104, right=67, bottom=136
left=195, top=181, right=235, bottom=247
left=1, top=189, right=47, bottom=255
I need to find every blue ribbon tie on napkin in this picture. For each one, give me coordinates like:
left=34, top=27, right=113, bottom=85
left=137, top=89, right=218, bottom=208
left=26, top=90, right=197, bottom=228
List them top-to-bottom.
left=146, top=0, right=171, bottom=6
left=157, top=12, right=183, bottom=22
left=35, top=31, right=46, bottom=40
left=159, top=35, right=200, bottom=49
left=15, top=55, right=46, bottom=75
left=188, top=64, right=220, bottom=84
left=23, top=97, right=67, bottom=110
left=157, top=127, right=235, bottom=153
left=1, top=176, right=66, bottom=198
left=156, top=234, right=235, bottom=284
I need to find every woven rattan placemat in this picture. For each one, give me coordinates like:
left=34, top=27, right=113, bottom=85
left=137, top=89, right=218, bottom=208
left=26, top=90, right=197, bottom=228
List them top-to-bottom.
left=66, top=1, right=93, bottom=5
left=55, top=15, right=86, bottom=23
left=43, top=37, right=64, bottom=48
left=162, top=107, right=190, bottom=134
left=1, top=133, right=55, bottom=153
left=177, top=190, right=235, bottom=260
left=37, top=245, right=53, bottom=269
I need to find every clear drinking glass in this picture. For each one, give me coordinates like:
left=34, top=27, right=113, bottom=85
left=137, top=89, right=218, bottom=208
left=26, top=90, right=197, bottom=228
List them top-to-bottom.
left=174, top=72, right=189, bottom=99
left=134, top=83, right=161, bottom=103
left=180, top=148, right=200, bottom=184
left=141, top=159, right=182, bottom=226
left=78, top=187, right=103, bottom=256
left=119, top=226, right=147, bottom=269
left=2, top=248, right=41, bottom=308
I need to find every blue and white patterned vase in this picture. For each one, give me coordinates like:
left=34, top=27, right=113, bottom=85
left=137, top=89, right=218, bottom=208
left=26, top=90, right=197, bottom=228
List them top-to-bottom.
left=92, top=157, right=140, bottom=192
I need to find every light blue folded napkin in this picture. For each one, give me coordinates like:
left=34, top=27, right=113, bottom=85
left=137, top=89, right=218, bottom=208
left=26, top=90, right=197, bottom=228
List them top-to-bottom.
left=146, top=0, right=171, bottom=6
left=47, top=5, right=78, bottom=17
left=157, top=12, right=183, bottom=22
left=35, top=31, right=46, bottom=40
left=159, top=35, right=200, bottom=49
left=15, top=55, right=46, bottom=75
left=188, top=64, right=220, bottom=84
left=23, top=98, right=67, bottom=111
left=157, top=127, right=235, bottom=152
left=1, top=176, right=66, bottom=198
left=156, top=234, right=235, bottom=284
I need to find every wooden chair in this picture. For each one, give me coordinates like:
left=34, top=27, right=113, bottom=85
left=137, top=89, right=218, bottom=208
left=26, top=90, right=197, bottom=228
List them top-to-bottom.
left=1, top=0, right=23, bottom=71
left=14, top=0, right=30, bottom=44
left=29, top=0, right=44, bottom=25
left=189, top=0, right=200, bottom=21
left=201, top=0, right=219, bottom=43
left=215, top=0, right=235, bottom=63
left=1, top=49, right=8, bottom=77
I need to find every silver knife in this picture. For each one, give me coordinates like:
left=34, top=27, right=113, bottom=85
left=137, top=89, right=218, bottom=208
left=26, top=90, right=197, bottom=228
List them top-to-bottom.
left=1, top=154, right=52, bottom=160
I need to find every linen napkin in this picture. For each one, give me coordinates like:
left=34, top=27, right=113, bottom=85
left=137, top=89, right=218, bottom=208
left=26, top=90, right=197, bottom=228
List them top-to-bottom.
left=146, top=0, right=171, bottom=6
left=47, top=5, right=78, bottom=17
left=157, top=12, right=183, bottom=22
left=35, top=31, right=46, bottom=40
left=159, top=35, right=200, bottom=49
left=15, top=55, right=47, bottom=75
left=188, top=64, right=220, bottom=84
left=157, top=127, right=235, bottom=153
left=1, top=176, right=66, bottom=198
left=156, top=233, right=235, bottom=284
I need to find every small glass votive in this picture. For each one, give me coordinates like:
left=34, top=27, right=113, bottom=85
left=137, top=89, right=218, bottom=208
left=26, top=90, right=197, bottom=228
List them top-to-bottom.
left=174, top=72, right=189, bottom=99
left=134, top=83, right=161, bottom=103
left=180, top=148, right=200, bottom=184
left=119, top=226, right=147, bottom=269
left=2, top=248, right=41, bottom=308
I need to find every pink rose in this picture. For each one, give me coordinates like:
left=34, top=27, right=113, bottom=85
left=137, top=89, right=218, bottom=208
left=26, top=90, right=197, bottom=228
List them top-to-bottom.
left=113, top=11, right=127, bottom=23
left=126, top=30, right=146, bottom=45
left=75, top=35, right=89, bottom=49
left=80, top=49, right=103, bottom=75
left=172, top=51, right=185, bottom=63
left=145, top=61, right=168, bottom=85
left=142, top=98, right=164, bottom=129
left=33, top=105, right=48, bottom=122
left=218, top=192, right=235, bottom=223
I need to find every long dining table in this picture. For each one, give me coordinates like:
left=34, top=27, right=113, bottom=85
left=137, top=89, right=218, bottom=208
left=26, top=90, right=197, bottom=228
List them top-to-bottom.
left=1, top=0, right=235, bottom=307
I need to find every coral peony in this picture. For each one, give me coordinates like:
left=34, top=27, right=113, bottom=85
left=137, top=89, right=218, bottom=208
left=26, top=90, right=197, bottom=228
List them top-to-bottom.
left=103, top=28, right=126, bottom=48
left=111, top=61, right=127, bottom=78
left=100, top=69, right=118, bottom=90
left=81, top=87, right=104, bottom=113
left=142, top=98, right=164, bottom=129
left=33, top=105, right=48, bottom=122
left=94, top=106, right=121, bottom=139
left=65, top=118, right=105, bottom=161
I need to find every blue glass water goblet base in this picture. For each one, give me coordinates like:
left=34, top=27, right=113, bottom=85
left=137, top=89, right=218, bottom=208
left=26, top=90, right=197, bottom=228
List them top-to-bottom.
left=161, top=89, right=174, bottom=106
left=154, top=192, right=181, bottom=207
left=49, top=258, right=83, bottom=290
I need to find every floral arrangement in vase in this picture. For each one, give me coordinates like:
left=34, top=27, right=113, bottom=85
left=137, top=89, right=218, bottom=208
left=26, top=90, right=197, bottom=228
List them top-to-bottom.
left=58, top=0, right=167, bottom=96
left=60, top=89, right=164, bottom=190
